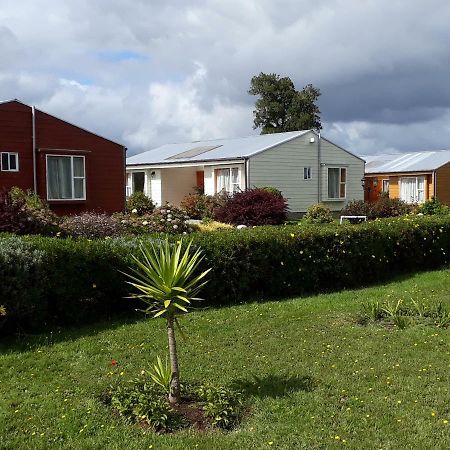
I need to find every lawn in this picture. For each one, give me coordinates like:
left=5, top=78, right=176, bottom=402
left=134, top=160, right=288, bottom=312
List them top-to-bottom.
left=1, top=269, right=449, bottom=449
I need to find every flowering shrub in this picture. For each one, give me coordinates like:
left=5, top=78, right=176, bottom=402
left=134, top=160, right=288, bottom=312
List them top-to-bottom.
left=0, top=188, right=60, bottom=236
left=214, top=188, right=288, bottom=225
left=126, top=191, right=155, bottom=216
left=180, top=192, right=229, bottom=219
left=303, top=203, right=334, bottom=224
left=114, top=204, right=191, bottom=234
left=148, top=204, right=192, bottom=234
left=61, top=213, right=123, bottom=239
left=192, top=220, right=233, bottom=232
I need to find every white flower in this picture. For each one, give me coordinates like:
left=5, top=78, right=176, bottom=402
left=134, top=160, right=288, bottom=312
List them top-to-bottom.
left=131, top=208, right=138, bottom=214
left=167, top=210, right=171, bottom=213
left=167, top=214, right=172, bottom=219
left=167, top=218, right=172, bottom=222
left=142, top=221, right=148, bottom=225
left=173, top=224, right=178, bottom=229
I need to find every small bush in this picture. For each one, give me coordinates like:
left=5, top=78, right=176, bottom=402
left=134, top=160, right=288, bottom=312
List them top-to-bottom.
left=261, top=186, right=283, bottom=197
left=0, top=188, right=60, bottom=236
left=214, top=188, right=288, bottom=226
left=126, top=192, right=155, bottom=216
left=180, top=193, right=228, bottom=220
left=370, top=196, right=413, bottom=218
left=341, top=197, right=413, bottom=220
left=417, top=197, right=450, bottom=215
left=339, top=200, right=371, bottom=218
left=303, top=203, right=334, bottom=224
left=147, top=204, right=192, bottom=234
left=61, top=213, right=123, bottom=239
left=192, top=221, right=233, bottom=232
left=107, top=375, right=244, bottom=432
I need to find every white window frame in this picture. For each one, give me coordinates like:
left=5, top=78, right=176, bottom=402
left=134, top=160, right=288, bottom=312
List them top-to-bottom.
left=1, top=152, right=19, bottom=172
left=46, top=154, right=86, bottom=201
left=215, top=167, right=241, bottom=194
left=303, top=167, right=312, bottom=180
left=327, top=167, right=347, bottom=200
left=400, top=176, right=426, bottom=204
left=382, top=179, right=390, bottom=193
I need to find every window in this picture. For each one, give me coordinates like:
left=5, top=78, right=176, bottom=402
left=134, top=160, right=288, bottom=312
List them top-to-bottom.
left=1, top=152, right=19, bottom=171
left=46, top=155, right=85, bottom=200
left=216, top=167, right=240, bottom=193
left=303, top=167, right=312, bottom=180
left=327, top=167, right=347, bottom=199
left=400, top=176, right=425, bottom=203
left=382, top=179, right=390, bottom=193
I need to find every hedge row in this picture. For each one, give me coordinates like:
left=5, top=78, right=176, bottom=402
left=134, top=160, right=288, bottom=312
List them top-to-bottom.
left=1, top=215, right=450, bottom=334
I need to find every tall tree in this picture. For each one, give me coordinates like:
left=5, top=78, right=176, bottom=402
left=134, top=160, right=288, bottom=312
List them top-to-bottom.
left=248, top=72, right=322, bottom=134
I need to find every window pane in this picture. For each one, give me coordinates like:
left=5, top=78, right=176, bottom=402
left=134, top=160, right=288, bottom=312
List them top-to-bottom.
left=1, top=153, right=9, bottom=170
left=9, top=154, right=17, bottom=170
left=47, top=156, right=72, bottom=199
left=73, top=157, right=84, bottom=177
left=304, top=167, right=308, bottom=179
left=231, top=168, right=239, bottom=184
left=328, top=168, right=339, bottom=198
left=340, top=168, right=346, bottom=183
left=217, top=169, right=230, bottom=192
left=74, top=178, right=85, bottom=199
left=400, top=178, right=416, bottom=203
left=340, top=183, right=346, bottom=198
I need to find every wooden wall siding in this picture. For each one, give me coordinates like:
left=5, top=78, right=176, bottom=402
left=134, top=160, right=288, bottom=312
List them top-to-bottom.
left=0, top=101, right=125, bottom=215
left=0, top=101, right=34, bottom=192
left=249, top=131, right=364, bottom=212
left=436, top=162, right=450, bottom=205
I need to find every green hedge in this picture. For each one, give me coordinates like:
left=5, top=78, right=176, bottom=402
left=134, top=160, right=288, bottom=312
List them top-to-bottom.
left=1, top=216, right=450, bottom=334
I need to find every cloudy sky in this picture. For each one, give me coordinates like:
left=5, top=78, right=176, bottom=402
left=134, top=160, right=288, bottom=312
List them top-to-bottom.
left=2, top=0, right=450, bottom=156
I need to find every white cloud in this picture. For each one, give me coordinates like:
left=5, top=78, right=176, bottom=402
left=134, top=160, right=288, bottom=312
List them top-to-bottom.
left=1, top=0, right=450, bottom=154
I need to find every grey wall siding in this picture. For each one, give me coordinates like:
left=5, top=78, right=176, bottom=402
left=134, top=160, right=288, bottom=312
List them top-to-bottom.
left=248, top=132, right=364, bottom=213
left=319, top=138, right=365, bottom=210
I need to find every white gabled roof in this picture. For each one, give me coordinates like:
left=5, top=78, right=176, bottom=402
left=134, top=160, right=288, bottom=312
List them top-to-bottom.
left=126, top=130, right=311, bottom=166
left=364, top=150, right=450, bottom=174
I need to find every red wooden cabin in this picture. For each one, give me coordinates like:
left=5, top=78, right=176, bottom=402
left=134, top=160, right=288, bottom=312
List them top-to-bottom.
left=0, top=99, right=126, bottom=215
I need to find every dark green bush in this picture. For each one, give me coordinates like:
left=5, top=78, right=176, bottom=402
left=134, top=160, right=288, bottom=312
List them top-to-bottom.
left=126, top=191, right=155, bottom=216
left=417, top=197, right=450, bottom=215
left=1, top=215, right=450, bottom=333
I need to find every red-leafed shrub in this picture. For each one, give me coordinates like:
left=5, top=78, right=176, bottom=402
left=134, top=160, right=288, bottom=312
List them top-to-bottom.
left=214, top=188, right=288, bottom=225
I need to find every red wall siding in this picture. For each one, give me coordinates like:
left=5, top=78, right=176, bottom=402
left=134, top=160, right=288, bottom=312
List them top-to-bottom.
left=0, top=101, right=125, bottom=215
left=0, top=101, right=34, bottom=192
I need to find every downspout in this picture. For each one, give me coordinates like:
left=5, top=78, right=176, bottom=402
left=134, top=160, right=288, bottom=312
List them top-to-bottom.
left=32, top=106, right=37, bottom=193
left=317, top=131, right=321, bottom=203
left=123, top=146, right=128, bottom=211
left=244, top=157, right=250, bottom=190
left=433, top=170, right=437, bottom=198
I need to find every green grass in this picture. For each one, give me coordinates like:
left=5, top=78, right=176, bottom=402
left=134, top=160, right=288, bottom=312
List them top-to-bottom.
left=1, top=269, right=450, bottom=450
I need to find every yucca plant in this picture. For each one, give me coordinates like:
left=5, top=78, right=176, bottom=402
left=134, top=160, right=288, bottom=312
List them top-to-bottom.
left=124, top=238, right=210, bottom=404
left=149, top=356, right=172, bottom=393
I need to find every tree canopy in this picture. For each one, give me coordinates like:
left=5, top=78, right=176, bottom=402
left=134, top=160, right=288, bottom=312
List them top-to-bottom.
left=248, top=72, right=322, bottom=134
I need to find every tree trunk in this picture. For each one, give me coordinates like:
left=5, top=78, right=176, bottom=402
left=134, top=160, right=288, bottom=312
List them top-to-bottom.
left=167, top=315, right=180, bottom=404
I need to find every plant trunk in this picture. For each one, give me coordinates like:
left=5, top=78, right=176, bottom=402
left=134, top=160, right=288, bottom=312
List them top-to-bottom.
left=167, top=315, right=180, bottom=404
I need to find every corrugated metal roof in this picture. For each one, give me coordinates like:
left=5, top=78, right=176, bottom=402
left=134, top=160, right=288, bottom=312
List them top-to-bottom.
left=126, top=130, right=311, bottom=165
left=363, top=150, right=450, bottom=173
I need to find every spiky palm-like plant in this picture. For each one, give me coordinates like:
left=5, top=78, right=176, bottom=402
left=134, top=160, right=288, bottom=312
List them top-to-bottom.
left=124, top=238, right=210, bottom=404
